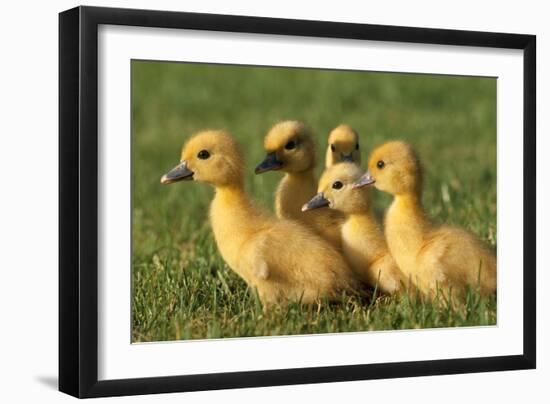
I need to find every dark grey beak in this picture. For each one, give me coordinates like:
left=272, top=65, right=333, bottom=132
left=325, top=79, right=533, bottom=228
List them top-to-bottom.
left=255, top=152, right=283, bottom=174
left=341, top=153, right=354, bottom=162
left=161, top=161, right=194, bottom=184
left=352, top=171, right=375, bottom=189
left=302, top=192, right=330, bottom=212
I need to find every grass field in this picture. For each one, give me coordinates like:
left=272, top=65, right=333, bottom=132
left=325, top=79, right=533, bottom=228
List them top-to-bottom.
left=131, top=61, right=497, bottom=342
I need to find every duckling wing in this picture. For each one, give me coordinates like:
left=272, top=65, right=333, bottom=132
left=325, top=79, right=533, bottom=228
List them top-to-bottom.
left=245, top=233, right=270, bottom=281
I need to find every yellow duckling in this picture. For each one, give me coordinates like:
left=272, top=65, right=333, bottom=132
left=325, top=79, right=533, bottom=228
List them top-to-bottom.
left=255, top=121, right=343, bottom=247
left=325, top=124, right=362, bottom=167
left=161, top=130, right=361, bottom=307
left=353, top=141, right=497, bottom=300
left=303, top=163, right=408, bottom=294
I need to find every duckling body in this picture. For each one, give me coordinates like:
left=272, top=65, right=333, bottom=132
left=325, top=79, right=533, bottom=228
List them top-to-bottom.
left=256, top=121, right=343, bottom=248
left=162, top=130, right=361, bottom=307
left=354, top=141, right=497, bottom=300
left=303, top=163, right=408, bottom=294
left=210, top=188, right=357, bottom=305
left=385, top=194, right=496, bottom=297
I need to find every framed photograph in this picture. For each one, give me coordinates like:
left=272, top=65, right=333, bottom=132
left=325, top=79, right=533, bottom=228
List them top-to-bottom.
left=59, top=5, right=536, bottom=398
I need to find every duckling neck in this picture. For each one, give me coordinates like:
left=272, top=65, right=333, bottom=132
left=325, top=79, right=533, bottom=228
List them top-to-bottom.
left=284, top=168, right=316, bottom=185
left=275, top=169, right=317, bottom=219
left=210, top=185, right=270, bottom=270
left=211, top=185, right=265, bottom=229
left=385, top=193, right=429, bottom=269
left=392, top=193, right=425, bottom=216
left=343, top=212, right=387, bottom=264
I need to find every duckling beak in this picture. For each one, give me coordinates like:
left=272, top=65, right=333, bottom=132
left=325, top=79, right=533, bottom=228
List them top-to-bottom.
left=255, top=152, right=283, bottom=174
left=341, top=153, right=354, bottom=162
left=161, top=161, right=194, bottom=184
left=352, top=171, right=375, bottom=189
left=302, top=192, right=330, bottom=212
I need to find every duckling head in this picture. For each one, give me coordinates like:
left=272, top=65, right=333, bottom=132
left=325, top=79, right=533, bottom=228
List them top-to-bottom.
left=255, top=120, right=316, bottom=174
left=326, top=124, right=361, bottom=167
left=161, top=130, right=244, bottom=188
left=353, top=141, right=422, bottom=196
left=302, top=163, right=371, bottom=214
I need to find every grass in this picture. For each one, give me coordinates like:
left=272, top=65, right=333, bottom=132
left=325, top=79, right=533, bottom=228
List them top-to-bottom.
left=131, top=61, right=497, bottom=342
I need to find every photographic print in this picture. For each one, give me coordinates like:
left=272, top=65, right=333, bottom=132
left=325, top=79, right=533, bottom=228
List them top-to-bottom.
left=59, top=8, right=535, bottom=397
left=131, top=60, right=497, bottom=343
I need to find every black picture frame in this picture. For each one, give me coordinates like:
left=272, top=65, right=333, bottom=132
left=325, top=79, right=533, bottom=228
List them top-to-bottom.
left=59, top=5, right=536, bottom=398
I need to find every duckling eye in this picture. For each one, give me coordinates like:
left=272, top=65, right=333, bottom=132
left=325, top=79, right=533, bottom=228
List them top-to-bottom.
left=284, top=140, right=296, bottom=150
left=355, top=143, right=359, bottom=150
left=330, top=144, right=336, bottom=152
left=197, top=150, right=210, bottom=160
left=377, top=160, right=385, bottom=169
left=332, top=181, right=344, bottom=190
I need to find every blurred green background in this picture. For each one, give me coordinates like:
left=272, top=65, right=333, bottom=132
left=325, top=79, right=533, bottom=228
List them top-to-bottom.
left=131, top=60, right=496, bottom=342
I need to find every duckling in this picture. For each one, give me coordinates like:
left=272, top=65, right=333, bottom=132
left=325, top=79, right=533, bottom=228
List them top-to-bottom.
left=255, top=121, right=343, bottom=248
left=325, top=124, right=386, bottom=223
left=326, top=124, right=362, bottom=167
left=161, top=130, right=361, bottom=308
left=353, top=141, right=497, bottom=300
left=302, top=163, right=409, bottom=294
